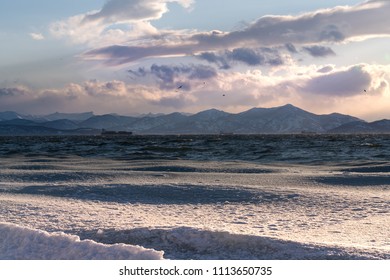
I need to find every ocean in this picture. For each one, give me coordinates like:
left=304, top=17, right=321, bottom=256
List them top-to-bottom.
left=0, top=134, right=389, bottom=259
left=1, top=134, right=390, bottom=163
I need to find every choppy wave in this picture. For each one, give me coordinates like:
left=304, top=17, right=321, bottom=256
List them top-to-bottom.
left=1, top=134, right=390, bottom=164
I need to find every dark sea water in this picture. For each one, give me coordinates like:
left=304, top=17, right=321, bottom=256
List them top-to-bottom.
left=1, top=134, right=389, bottom=164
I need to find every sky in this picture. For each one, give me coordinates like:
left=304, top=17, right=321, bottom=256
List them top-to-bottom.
left=0, top=0, right=390, bottom=120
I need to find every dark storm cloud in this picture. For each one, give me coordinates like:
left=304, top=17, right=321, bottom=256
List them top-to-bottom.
left=303, top=45, right=336, bottom=57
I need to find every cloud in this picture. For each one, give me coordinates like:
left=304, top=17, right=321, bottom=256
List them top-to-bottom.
left=50, top=0, right=193, bottom=46
left=84, top=0, right=193, bottom=24
left=193, top=0, right=390, bottom=48
left=83, top=1, right=390, bottom=65
left=50, top=13, right=107, bottom=45
left=318, top=24, right=345, bottom=42
left=29, top=33, right=45, bottom=40
left=285, top=43, right=298, bottom=53
left=85, top=44, right=195, bottom=65
left=302, top=45, right=336, bottom=57
left=196, top=48, right=284, bottom=69
left=227, top=48, right=264, bottom=65
left=227, top=48, right=284, bottom=66
left=197, top=52, right=230, bottom=69
left=1, top=62, right=389, bottom=118
left=129, top=64, right=217, bottom=90
left=280, top=64, right=390, bottom=99
left=303, top=65, right=371, bottom=96
left=317, top=65, right=334, bottom=73
left=0, top=71, right=275, bottom=114
left=0, top=81, right=161, bottom=115
left=0, top=87, right=28, bottom=97
left=151, top=94, right=193, bottom=109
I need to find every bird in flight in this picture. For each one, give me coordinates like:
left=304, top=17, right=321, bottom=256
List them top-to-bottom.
left=175, top=85, right=184, bottom=92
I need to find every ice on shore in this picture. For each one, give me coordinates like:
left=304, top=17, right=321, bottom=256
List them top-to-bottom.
left=0, top=157, right=389, bottom=260
left=0, top=222, right=164, bottom=260
left=1, top=222, right=388, bottom=260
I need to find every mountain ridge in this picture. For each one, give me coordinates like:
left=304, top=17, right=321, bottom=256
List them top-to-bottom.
left=0, top=104, right=388, bottom=135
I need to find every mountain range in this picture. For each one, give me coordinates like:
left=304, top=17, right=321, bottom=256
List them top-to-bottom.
left=0, top=104, right=389, bottom=135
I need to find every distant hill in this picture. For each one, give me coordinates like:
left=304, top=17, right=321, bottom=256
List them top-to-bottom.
left=0, top=104, right=387, bottom=135
left=145, top=104, right=360, bottom=134
left=224, top=104, right=359, bottom=133
left=0, top=111, right=24, bottom=121
left=43, top=112, right=95, bottom=122
left=79, top=114, right=137, bottom=130
left=41, top=119, right=80, bottom=130
left=328, top=119, right=390, bottom=134
left=0, top=124, right=66, bottom=136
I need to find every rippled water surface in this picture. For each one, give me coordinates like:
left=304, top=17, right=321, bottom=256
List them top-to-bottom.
left=1, top=134, right=390, bottom=164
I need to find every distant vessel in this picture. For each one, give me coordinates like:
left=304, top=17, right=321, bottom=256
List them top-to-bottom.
left=101, top=129, right=133, bottom=136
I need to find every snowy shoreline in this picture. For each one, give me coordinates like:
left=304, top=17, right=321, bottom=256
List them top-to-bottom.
left=0, top=157, right=389, bottom=259
left=0, top=222, right=163, bottom=260
left=1, top=222, right=388, bottom=260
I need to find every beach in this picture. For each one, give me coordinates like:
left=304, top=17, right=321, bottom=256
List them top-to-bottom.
left=0, top=150, right=389, bottom=259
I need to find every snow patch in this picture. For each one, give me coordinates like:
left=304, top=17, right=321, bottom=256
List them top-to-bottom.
left=0, top=223, right=164, bottom=260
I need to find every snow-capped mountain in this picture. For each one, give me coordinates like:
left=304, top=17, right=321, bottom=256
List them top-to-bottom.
left=0, top=104, right=383, bottom=135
